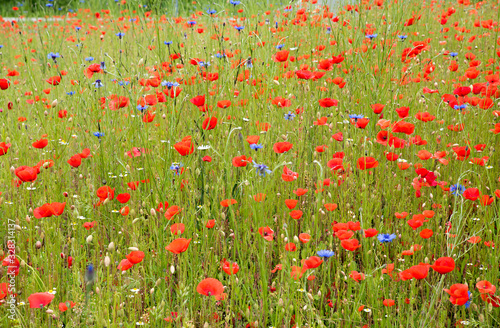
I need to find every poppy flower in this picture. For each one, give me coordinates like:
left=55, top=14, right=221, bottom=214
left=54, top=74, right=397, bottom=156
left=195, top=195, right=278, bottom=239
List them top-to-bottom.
left=274, top=50, right=289, bottom=62
left=46, top=76, right=61, bottom=85
left=0, top=78, right=10, bottom=90
left=318, top=98, right=338, bottom=108
left=202, top=117, right=218, bottom=130
left=174, top=136, right=195, bottom=156
left=32, top=138, right=48, bottom=149
left=0, top=142, right=11, bottom=156
left=273, top=142, right=293, bottom=154
left=67, top=154, right=82, bottom=168
left=232, top=155, right=252, bottom=167
left=357, top=157, right=378, bottom=170
left=15, top=166, right=38, bottom=182
left=282, top=166, right=298, bottom=181
left=96, top=186, right=114, bottom=200
left=293, top=188, right=308, bottom=196
left=463, top=188, right=480, bottom=201
left=116, top=193, right=131, bottom=203
left=253, top=193, right=266, bottom=202
left=220, top=199, right=237, bottom=207
left=285, top=199, right=298, bottom=209
left=324, top=203, right=338, bottom=211
left=164, top=205, right=182, bottom=220
left=289, top=210, right=303, bottom=220
left=205, top=219, right=215, bottom=228
left=170, top=223, right=185, bottom=235
left=258, top=226, right=274, bottom=241
left=364, top=228, right=378, bottom=237
left=419, top=229, right=433, bottom=239
left=298, top=233, right=311, bottom=243
left=165, top=238, right=192, bottom=254
left=341, top=239, right=361, bottom=251
left=285, top=243, right=296, bottom=251
left=126, top=251, right=145, bottom=264
left=303, top=256, right=323, bottom=269
left=117, top=259, right=134, bottom=271
left=221, top=259, right=240, bottom=275
left=408, top=264, right=429, bottom=280
left=349, top=271, right=366, bottom=282
left=196, top=278, right=224, bottom=297
left=476, top=280, right=496, bottom=295
left=444, top=284, right=469, bottom=306
left=28, top=292, right=55, bottom=308
left=383, top=299, right=395, bottom=307
left=59, top=301, right=76, bottom=312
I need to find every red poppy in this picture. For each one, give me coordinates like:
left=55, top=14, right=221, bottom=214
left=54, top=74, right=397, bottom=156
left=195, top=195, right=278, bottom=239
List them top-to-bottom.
left=274, top=50, right=289, bottom=62
left=318, top=98, right=338, bottom=108
left=202, top=117, right=218, bottom=130
left=174, top=136, right=194, bottom=156
left=32, top=138, right=48, bottom=149
left=0, top=142, right=11, bottom=156
left=273, top=142, right=293, bottom=154
left=232, top=155, right=252, bottom=167
left=357, top=157, right=378, bottom=170
left=15, top=166, right=38, bottom=182
left=96, top=186, right=115, bottom=200
left=293, top=188, right=308, bottom=196
left=463, top=188, right=480, bottom=201
left=116, top=193, right=131, bottom=203
left=220, top=199, right=237, bottom=207
left=289, top=210, right=303, bottom=220
left=258, top=226, right=274, bottom=241
left=364, top=228, right=378, bottom=237
left=165, top=238, right=192, bottom=254
left=341, top=239, right=361, bottom=251
left=285, top=243, right=296, bottom=251
left=126, top=251, right=145, bottom=264
left=303, top=256, right=323, bottom=269
left=117, top=259, right=134, bottom=271
left=221, top=259, right=240, bottom=275
left=408, top=264, right=429, bottom=280
left=349, top=271, right=366, bottom=282
left=196, top=278, right=224, bottom=296
left=476, top=280, right=496, bottom=295
left=444, top=284, right=469, bottom=306
left=28, top=292, right=55, bottom=308
left=383, top=299, right=395, bottom=307
left=59, top=301, right=76, bottom=312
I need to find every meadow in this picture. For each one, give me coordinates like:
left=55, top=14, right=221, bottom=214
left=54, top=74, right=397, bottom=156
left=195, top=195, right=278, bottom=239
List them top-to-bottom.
left=1, top=0, right=500, bottom=327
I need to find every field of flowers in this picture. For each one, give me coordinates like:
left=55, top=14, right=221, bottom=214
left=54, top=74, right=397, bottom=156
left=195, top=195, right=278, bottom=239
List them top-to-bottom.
left=1, top=0, right=500, bottom=327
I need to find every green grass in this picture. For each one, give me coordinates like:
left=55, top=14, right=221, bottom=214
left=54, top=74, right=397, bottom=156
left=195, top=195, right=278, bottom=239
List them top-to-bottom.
left=0, top=0, right=500, bottom=327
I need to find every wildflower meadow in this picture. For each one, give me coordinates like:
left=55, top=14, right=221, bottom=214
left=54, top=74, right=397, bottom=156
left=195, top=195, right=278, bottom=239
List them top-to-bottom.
left=1, top=0, right=500, bottom=327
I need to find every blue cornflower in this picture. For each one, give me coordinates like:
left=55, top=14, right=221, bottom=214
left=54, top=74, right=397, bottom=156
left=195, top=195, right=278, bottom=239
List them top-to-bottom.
left=230, top=0, right=241, bottom=5
left=46, top=3, right=54, bottom=7
left=207, top=8, right=216, bottom=15
left=129, top=18, right=137, bottom=22
left=188, top=21, right=197, bottom=26
left=75, top=26, right=81, bottom=31
left=234, top=26, right=244, bottom=31
left=326, top=27, right=331, bottom=34
left=115, top=32, right=125, bottom=39
left=366, top=34, right=378, bottom=40
left=397, top=35, right=407, bottom=41
left=164, top=41, right=173, bottom=46
left=276, top=44, right=285, bottom=50
left=0, top=45, right=3, bottom=49
left=47, top=52, right=60, bottom=60
left=450, top=52, right=458, bottom=57
left=215, top=53, right=226, bottom=59
left=85, top=57, right=94, bottom=62
left=246, top=58, right=253, bottom=68
left=100, top=61, right=106, bottom=70
left=198, top=61, right=210, bottom=67
left=93, top=79, right=104, bottom=88
left=118, top=81, right=130, bottom=86
left=161, top=81, right=179, bottom=88
left=66, top=91, right=75, bottom=96
left=454, top=104, right=467, bottom=110
left=137, top=105, right=148, bottom=112
left=284, top=111, right=296, bottom=121
left=348, top=114, right=364, bottom=121
left=93, top=132, right=104, bottom=138
left=250, top=144, right=264, bottom=151
left=170, top=162, right=183, bottom=175
left=253, top=162, right=272, bottom=176
left=450, top=184, right=465, bottom=196
left=377, top=233, right=397, bottom=243
left=317, top=250, right=335, bottom=260
left=85, top=263, right=95, bottom=284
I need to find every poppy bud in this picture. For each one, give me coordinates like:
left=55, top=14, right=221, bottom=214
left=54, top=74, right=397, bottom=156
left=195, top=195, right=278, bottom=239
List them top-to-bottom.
left=16, top=98, right=20, bottom=103
left=51, top=99, right=58, bottom=108
left=8, top=102, right=13, bottom=109
left=44, top=111, right=48, bottom=116
left=63, top=192, right=68, bottom=197
left=29, top=207, right=33, bottom=214
left=26, top=216, right=30, bottom=223
left=132, top=218, right=141, bottom=224
left=86, top=235, right=93, bottom=244
left=293, top=236, right=299, bottom=243
left=35, top=241, right=42, bottom=249
left=108, top=242, right=115, bottom=251
left=104, top=256, right=110, bottom=267
left=170, top=265, right=175, bottom=274
left=96, top=287, right=100, bottom=294
left=46, top=309, right=53, bottom=314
